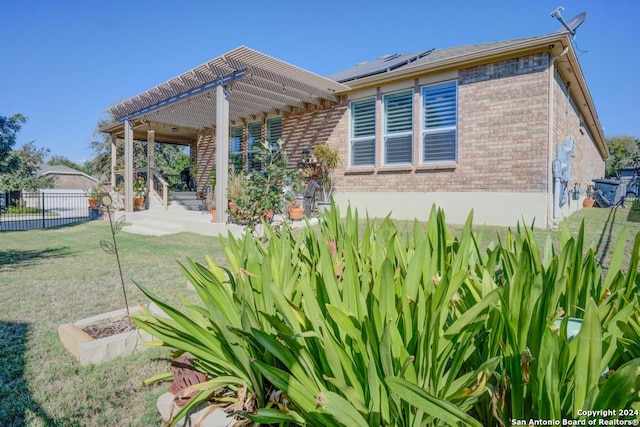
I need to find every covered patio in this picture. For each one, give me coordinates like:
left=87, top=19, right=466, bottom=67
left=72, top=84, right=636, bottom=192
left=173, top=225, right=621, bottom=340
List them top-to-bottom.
left=102, top=46, right=348, bottom=222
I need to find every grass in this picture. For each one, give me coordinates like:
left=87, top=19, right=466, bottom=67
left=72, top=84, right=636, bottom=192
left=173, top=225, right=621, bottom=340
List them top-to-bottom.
left=1, top=205, right=639, bottom=426
left=0, top=221, right=226, bottom=426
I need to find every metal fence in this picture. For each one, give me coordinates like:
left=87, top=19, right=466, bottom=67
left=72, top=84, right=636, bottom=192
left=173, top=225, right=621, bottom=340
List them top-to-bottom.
left=0, top=190, right=96, bottom=231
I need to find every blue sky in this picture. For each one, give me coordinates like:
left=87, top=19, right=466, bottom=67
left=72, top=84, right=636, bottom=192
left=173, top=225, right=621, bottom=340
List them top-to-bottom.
left=1, top=0, right=638, bottom=164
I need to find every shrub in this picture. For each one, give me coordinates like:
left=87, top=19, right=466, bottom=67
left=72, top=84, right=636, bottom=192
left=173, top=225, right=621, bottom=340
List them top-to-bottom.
left=232, top=139, right=303, bottom=230
left=132, top=205, right=640, bottom=426
left=5, top=206, right=41, bottom=214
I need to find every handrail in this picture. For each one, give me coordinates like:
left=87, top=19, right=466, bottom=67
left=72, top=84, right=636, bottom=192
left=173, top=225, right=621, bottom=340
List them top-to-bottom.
left=152, top=169, right=169, bottom=210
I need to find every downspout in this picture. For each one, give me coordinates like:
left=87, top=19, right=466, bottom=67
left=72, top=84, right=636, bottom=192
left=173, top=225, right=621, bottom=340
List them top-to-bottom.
left=548, top=45, right=569, bottom=225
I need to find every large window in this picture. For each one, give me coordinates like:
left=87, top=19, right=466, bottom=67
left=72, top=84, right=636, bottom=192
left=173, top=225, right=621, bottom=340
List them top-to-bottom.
left=422, top=81, right=457, bottom=163
left=383, top=90, right=413, bottom=165
left=350, top=97, right=376, bottom=167
left=266, top=116, right=282, bottom=147
left=247, top=121, right=262, bottom=171
left=230, top=125, right=243, bottom=172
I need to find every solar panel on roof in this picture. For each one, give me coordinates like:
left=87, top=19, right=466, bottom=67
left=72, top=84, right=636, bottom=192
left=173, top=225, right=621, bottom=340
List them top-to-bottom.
left=327, top=50, right=434, bottom=83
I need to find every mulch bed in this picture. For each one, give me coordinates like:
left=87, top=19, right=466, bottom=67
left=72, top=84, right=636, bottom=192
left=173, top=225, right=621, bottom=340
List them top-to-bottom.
left=82, top=316, right=137, bottom=339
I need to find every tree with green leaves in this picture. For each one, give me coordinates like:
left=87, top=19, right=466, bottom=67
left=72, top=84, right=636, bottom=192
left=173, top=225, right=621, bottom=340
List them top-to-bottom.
left=0, top=113, right=27, bottom=173
left=0, top=114, right=55, bottom=191
left=86, top=117, right=190, bottom=181
left=605, top=134, right=640, bottom=177
left=0, top=142, right=54, bottom=191
left=47, top=155, right=89, bottom=174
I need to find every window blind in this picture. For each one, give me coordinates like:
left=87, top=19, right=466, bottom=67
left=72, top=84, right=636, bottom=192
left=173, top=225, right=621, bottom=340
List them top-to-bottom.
left=422, top=81, right=457, bottom=163
left=384, top=90, right=413, bottom=165
left=350, top=98, right=375, bottom=166
left=266, top=116, right=282, bottom=146
left=247, top=121, right=262, bottom=171
left=230, top=126, right=243, bottom=154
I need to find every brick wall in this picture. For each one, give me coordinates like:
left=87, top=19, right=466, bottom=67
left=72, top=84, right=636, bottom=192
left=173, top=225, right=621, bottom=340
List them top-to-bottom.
left=335, top=53, right=551, bottom=194
left=552, top=69, right=605, bottom=198
left=282, top=102, right=347, bottom=167
left=195, top=103, right=348, bottom=188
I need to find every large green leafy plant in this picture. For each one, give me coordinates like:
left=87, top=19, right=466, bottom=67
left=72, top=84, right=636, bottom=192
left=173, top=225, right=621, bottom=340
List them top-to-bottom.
left=132, top=205, right=640, bottom=426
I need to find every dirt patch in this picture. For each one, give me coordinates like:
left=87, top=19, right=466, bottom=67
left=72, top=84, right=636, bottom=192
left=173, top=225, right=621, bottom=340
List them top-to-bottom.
left=82, top=316, right=136, bottom=339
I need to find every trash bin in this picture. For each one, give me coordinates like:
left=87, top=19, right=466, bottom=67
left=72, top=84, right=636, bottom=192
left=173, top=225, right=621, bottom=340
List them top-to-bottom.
left=592, top=178, right=625, bottom=206
left=89, top=206, right=101, bottom=220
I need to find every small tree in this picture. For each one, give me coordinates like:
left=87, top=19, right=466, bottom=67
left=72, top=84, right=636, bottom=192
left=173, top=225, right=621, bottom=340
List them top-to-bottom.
left=234, top=139, right=303, bottom=230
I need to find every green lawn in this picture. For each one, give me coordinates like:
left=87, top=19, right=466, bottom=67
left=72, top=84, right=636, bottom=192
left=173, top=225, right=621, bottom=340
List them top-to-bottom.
left=1, top=206, right=639, bottom=426
left=0, top=221, right=226, bottom=426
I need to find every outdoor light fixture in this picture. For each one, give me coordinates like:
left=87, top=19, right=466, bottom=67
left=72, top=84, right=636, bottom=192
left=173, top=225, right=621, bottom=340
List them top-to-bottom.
left=171, top=126, right=179, bottom=133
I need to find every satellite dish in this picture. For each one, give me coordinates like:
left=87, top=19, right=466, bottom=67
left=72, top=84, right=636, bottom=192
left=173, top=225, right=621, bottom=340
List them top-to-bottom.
left=551, top=7, right=587, bottom=37
left=563, top=12, right=587, bottom=33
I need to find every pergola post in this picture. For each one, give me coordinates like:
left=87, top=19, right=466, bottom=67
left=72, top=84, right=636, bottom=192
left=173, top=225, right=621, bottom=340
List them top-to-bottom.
left=215, top=83, right=230, bottom=223
left=124, top=120, right=134, bottom=212
left=147, top=130, right=155, bottom=192
left=110, top=134, right=117, bottom=188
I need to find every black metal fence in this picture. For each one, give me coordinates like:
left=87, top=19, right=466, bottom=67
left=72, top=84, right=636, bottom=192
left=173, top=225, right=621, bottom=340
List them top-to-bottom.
left=0, top=191, right=97, bottom=231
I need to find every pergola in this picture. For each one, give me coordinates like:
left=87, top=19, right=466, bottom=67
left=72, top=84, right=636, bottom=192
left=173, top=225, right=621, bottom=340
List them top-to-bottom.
left=102, top=46, right=349, bottom=222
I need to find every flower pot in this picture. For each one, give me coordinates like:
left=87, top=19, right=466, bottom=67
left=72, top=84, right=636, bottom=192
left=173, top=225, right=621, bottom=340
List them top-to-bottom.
left=133, top=197, right=145, bottom=211
left=88, top=198, right=98, bottom=208
left=583, top=198, right=595, bottom=208
left=289, top=207, right=304, bottom=220
left=210, top=209, right=217, bottom=222
left=259, top=210, right=274, bottom=222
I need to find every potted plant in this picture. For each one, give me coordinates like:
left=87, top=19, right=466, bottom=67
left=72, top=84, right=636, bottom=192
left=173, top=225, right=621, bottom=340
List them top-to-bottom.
left=313, top=143, right=340, bottom=212
left=207, top=169, right=217, bottom=221
left=226, top=169, right=245, bottom=215
left=133, top=177, right=147, bottom=211
left=86, top=183, right=103, bottom=207
left=288, top=198, right=304, bottom=220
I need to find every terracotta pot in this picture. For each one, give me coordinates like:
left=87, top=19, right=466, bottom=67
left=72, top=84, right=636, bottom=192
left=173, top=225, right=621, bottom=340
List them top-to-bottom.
left=133, top=197, right=145, bottom=211
left=88, top=198, right=98, bottom=208
left=583, top=198, right=595, bottom=208
left=289, top=207, right=304, bottom=220
left=210, top=209, right=217, bottom=222
left=260, top=210, right=274, bottom=222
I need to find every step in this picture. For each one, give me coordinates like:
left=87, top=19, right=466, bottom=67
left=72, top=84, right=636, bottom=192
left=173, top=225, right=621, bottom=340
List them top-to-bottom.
left=170, top=191, right=206, bottom=211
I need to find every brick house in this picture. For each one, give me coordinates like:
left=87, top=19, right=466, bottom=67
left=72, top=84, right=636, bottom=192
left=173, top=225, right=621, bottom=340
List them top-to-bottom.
left=102, top=31, right=606, bottom=227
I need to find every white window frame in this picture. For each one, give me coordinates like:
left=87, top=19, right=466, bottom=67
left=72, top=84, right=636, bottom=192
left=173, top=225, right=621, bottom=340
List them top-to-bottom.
left=420, top=80, right=458, bottom=164
left=383, top=89, right=413, bottom=166
left=349, top=97, right=376, bottom=167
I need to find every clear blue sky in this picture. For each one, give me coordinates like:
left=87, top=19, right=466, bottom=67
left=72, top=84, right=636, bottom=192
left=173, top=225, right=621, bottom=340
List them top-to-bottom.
left=1, top=0, right=638, bottom=164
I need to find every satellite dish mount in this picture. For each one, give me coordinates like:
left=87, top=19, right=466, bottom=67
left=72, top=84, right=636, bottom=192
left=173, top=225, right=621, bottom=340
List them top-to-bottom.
left=551, top=7, right=587, bottom=39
